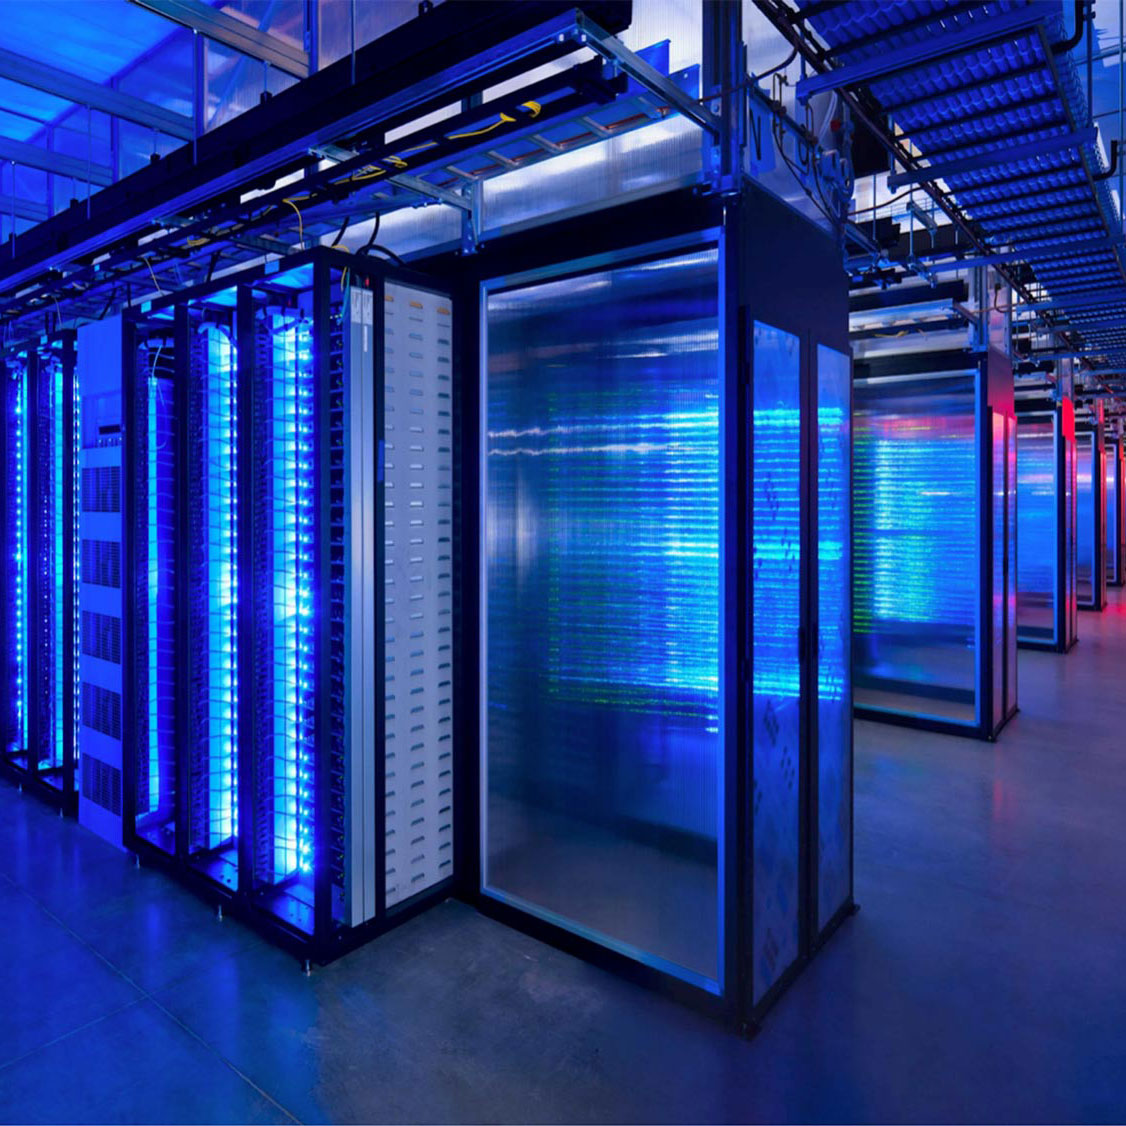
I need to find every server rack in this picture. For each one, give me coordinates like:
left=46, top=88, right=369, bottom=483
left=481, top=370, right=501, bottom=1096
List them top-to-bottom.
left=453, top=185, right=854, bottom=1028
left=123, top=248, right=456, bottom=960
left=76, top=317, right=127, bottom=845
left=0, top=334, right=79, bottom=810
left=852, top=345, right=1017, bottom=740
left=1015, top=397, right=1078, bottom=652
left=1077, top=413, right=1107, bottom=612
left=1106, top=437, right=1124, bottom=588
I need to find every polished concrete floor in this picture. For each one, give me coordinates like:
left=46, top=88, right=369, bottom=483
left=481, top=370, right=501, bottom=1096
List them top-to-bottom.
left=3, top=598, right=1126, bottom=1123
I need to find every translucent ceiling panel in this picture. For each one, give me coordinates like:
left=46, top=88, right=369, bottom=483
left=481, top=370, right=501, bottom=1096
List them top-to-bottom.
left=319, top=0, right=427, bottom=68
left=205, top=40, right=297, bottom=131
left=482, top=246, right=722, bottom=990
left=853, top=372, right=979, bottom=726
left=1017, top=417, right=1057, bottom=646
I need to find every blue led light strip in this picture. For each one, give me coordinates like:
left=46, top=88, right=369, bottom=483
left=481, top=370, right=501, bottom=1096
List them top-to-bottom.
left=269, top=316, right=315, bottom=880
left=204, top=325, right=238, bottom=847
left=50, top=356, right=64, bottom=769
left=13, top=362, right=27, bottom=754
left=72, top=362, right=80, bottom=764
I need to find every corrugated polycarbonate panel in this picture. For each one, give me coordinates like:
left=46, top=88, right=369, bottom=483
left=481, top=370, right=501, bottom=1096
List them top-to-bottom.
left=482, top=246, right=722, bottom=991
left=383, top=282, right=455, bottom=910
left=751, top=322, right=801, bottom=1002
left=816, top=344, right=851, bottom=933
left=853, top=372, right=979, bottom=725
left=1016, top=417, right=1057, bottom=645
left=1077, top=432, right=1095, bottom=605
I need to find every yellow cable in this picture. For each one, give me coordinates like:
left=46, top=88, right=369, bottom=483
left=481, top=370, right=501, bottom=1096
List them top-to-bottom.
left=282, top=197, right=304, bottom=246
left=143, top=256, right=164, bottom=297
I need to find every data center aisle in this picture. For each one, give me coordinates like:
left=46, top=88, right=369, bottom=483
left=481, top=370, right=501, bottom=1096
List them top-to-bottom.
left=3, top=599, right=1126, bottom=1124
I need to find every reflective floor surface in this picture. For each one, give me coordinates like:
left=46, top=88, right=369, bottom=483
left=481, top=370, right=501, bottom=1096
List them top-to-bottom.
left=3, top=595, right=1126, bottom=1123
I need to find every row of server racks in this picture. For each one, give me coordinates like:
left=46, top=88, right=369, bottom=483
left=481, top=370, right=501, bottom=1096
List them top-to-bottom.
left=0, top=184, right=855, bottom=1026
left=114, top=250, right=457, bottom=953
left=0, top=336, right=79, bottom=807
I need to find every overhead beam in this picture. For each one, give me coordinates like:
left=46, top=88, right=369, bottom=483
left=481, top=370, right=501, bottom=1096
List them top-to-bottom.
left=127, top=0, right=309, bottom=78
left=796, top=4, right=1047, bottom=101
left=0, top=45, right=192, bottom=139
left=888, top=128, right=1097, bottom=189
left=0, top=137, right=113, bottom=186
left=0, top=195, right=48, bottom=223
left=1021, top=292, right=1126, bottom=313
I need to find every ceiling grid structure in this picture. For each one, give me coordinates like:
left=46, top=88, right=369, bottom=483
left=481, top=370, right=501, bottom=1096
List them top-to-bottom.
left=784, top=0, right=1126, bottom=386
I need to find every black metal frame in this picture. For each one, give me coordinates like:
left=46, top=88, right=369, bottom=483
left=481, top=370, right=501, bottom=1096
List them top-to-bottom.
left=423, top=182, right=854, bottom=1030
left=122, top=246, right=456, bottom=963
left=0, top=332, right=79, bottom=813
left=852, top=348, right=1018, bottom=742
left=1015, top=401, right=1080, bottom=653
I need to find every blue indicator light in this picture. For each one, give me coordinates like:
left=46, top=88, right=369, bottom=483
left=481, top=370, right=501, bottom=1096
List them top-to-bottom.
left=268, top=315, right=315, bottom=880
left=202, top=322, right=239, bottom=847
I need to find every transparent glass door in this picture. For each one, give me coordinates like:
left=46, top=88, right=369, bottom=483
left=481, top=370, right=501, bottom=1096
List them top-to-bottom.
left=482, top=246, right=723, bottom=991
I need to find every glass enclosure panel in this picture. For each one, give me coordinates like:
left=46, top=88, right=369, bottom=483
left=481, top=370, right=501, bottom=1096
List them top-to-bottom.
left=482, top=248, right=722, bottom=990
left=132, top=321, right=178, bottom=853
left=752, top=323, right=801, bottom=1001
left=815, top=345, right=851, bottom=932
left=853, top=372, right=979, bottom=725
left=1016, top=417, right=1057, bottom=645
left=1077, top=432, right=1095, bottom=605
left=1106, top=442, right=1118, bottom=583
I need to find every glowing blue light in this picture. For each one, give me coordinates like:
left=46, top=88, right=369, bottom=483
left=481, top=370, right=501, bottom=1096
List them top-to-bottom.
left=269, top=315, right=315, bottom=880
left=203, top=323, right=238, bottom=846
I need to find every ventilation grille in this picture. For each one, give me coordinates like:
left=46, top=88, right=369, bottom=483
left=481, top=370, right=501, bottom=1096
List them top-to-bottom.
left=383, top=283, right=455, bottom=908
left=81, top=466, right=121, bottom=513
left=81, top=539, right=121, bottom=588
left=82, top=610, right=122, bottom=665
left=82, top=681, right=122, bottom=740
left=82, top=754, right=122, bottom=816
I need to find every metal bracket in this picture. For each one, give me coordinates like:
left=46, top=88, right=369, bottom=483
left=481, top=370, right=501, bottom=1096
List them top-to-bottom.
left=572, top=13, right=722, bottom=136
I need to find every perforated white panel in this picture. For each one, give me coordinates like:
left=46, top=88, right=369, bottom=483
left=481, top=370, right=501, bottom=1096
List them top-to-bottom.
left=383, top=282, right=454, bottom=908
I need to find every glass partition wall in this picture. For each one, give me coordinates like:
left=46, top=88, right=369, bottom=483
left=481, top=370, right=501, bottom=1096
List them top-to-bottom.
left=476, top=192, right=854, bottom=1023
left=853, top=350, right=1017, bottom=740
left=1016, top=403, right=1078, bottom=652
